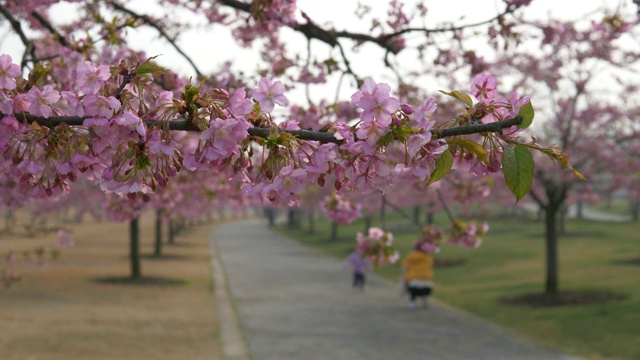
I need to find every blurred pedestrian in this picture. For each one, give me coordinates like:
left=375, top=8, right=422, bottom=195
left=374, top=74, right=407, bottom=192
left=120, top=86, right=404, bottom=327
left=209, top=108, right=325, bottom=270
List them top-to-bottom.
left=401, top=225, right=440, bottom=308
left=346, top=249, right=370, bottom=291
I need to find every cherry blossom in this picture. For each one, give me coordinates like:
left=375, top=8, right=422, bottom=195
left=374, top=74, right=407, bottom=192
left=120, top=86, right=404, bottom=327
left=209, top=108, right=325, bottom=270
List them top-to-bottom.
left=0, top=54, right=20, bottom=90
left=76, top=61, right=111, bottom=95
left=470, top=73, right=497, bottom=103
left=351, top=77, right=400, bottom=126
left=252, top=78, right=289, bottom=112
left=26, top=85, right=60, bottom=118
left=320, top=193, right=362, bottom=224
left=355, top=227, right=399, bottom=265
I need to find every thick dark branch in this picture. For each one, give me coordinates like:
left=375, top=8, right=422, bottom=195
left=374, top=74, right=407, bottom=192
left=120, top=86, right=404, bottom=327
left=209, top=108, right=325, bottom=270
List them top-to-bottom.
left=217, top=0, right=515, bottom=56
left=217, top=0, right=251, bottom=12
left=106, top=1, right=204, bottom=77
left=0, top=3, right=36, bottom=69
left=30, top=11, right=71, bottom=48
left=335, top=41, right=360, bottom=84
left=18, top=113, right=522, bottom=144
left=19, top=113, right=342, bottom=141
left=20, top=114, right=200, bottom=131
left=433, top=116, right=522, bottom=138
left=249, top=127, right=341, bottom=143
left=436, top=189, right=455, bottom=223
left=382, top=197, right=423, bottom=230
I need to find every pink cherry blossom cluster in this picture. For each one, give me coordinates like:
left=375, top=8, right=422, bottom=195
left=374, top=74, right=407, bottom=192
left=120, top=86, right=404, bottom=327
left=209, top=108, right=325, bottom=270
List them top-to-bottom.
left=251, top=0, right=297, bottom=27
left=0, top=52, right=532, bottom=209
left=455, top=73, right=531, bottom=176
left=470, top=73, right=531, bottom=124
left=320, top=193, right=362, bottom=224
left=446, top=219, right=490, bottom=248
left=413, top=224, right=444, bottom=254
left=355, top=227, right=399, bottom=266
left=1, top=228, right=72, bottom=288
left=55, top=228, right=75, bottom=249
left=2, top=268, right=20, bottom=288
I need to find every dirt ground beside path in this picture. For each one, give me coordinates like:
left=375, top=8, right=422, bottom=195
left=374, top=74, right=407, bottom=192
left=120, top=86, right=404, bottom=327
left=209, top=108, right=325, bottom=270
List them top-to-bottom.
left=0, top=211, right=221, bottom=360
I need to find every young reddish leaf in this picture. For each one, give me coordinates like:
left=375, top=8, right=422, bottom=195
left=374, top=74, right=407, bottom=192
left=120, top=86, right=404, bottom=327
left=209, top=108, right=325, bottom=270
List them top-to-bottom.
left=439, top=90, right=474, bottom=107
left=518, top=101, right=534, bottom=129
left=502, top=144, right=534, bottom=203
left=539, top=145, right=587, bottom=180
left=428, top=149, right=453, bottom=185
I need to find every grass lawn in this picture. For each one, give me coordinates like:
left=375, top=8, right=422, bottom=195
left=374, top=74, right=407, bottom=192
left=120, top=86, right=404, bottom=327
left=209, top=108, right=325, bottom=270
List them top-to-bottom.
left=587, top=200, right=634, bottom=217
left=0, top=211, right=221, bottom=360
left=277, top=211, right=640, bottom=360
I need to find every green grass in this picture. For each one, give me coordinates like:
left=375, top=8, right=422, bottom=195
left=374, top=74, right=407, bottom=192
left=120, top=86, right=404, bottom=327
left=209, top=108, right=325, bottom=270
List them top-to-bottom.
left=587, top=200, right=634, bottom=217
left=277, top=212, right=640, bottom=360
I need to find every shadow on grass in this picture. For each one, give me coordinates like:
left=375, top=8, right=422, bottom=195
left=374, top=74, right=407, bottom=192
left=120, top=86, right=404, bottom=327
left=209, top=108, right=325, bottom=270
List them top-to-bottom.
left=526, top=231, right=606, bottom=239
left=165, top=242, right=202, bottom=248
left=141, top=253, right=195, bottom=260
left=615, top=257, right=640, bottom=265
left=435, top=258, right=467, bottom=267
left=92, top=276, right=186, bottom=287
left=498, top=290, right=627, bottom=308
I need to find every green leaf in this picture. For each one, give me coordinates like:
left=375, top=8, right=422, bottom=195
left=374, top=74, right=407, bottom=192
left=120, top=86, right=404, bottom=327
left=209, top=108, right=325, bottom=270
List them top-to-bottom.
left=136, top=56, right=167, bottom=76
left=181, top=83, right=200, bottom=103
left=439, top=90, right=474, bottom=107
left=517, top=101, right=534, bottom=129
left=448, top=138, right=488, bottom=163
left=502, top=144, right=534, bottom=203
left=428, top=149, right=454, bottom=185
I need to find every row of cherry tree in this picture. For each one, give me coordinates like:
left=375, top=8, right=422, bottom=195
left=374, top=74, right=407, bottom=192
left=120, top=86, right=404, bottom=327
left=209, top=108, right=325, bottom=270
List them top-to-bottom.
left=0, top=0, right=638, bottom=293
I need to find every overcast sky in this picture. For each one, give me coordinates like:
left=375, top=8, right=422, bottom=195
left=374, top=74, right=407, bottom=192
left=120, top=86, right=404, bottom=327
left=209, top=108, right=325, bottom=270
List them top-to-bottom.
left=0, top=0, right=632, bottom=105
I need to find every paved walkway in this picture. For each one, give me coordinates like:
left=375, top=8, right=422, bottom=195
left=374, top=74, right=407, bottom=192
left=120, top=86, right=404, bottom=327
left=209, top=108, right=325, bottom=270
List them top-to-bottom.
left=210, top=219, right=582, bottom=360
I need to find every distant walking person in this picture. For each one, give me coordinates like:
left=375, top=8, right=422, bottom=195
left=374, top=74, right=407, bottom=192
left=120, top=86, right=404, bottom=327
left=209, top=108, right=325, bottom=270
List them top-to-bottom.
left=401, top=225, right=440, bottom=309
left=346, top=249, right=370, bottom=291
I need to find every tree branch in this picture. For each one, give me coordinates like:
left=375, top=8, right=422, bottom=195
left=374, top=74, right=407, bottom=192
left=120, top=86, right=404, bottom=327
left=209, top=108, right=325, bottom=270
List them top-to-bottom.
left=218, top=0, right=516, bottom=56
left=106, top=1, right=204, bottom=78
left=0, top=3, right=36, bottom=70
left=377, top=8, right=516, bottom=44
left=30, top=11, right=71, bottom=48
left=17, top=113, right=523, bottom=144
left=433, top=116, right=522, bottom=138
left=437, top=188, right=455, bottom=223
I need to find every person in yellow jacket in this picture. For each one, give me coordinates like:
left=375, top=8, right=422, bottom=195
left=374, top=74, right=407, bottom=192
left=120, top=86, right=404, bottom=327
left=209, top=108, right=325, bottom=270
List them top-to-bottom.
left=401, top=225, right=440, bottom=309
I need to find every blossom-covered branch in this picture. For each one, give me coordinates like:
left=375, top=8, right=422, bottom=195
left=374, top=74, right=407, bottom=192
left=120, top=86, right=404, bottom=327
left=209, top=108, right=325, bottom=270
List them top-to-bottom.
left=20, top=113, right=523, bottom=144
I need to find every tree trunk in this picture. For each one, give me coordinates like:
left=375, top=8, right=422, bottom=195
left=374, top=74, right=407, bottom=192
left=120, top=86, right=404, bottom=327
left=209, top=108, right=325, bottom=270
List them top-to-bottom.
left=380, top=194, right=387, bottom=231
left=631, top=199, right=639, bottom=222
left=576, top=201, right=583, bottom=218
left=544, top=202, right=560, bottom=295
left=559, top=205, right=566, bottom=235
left=413, top=206, right=420, bottom=225
left=265, top=208, right=275, bottom=227
left=535, top=208, right=542, bottom=221
left=4, top=209, right=14, bottom=234
left=287, top=209, right=294, bottom=228
left=287, top=209, right=300, bottom=229
left=426, top=209, right=434, bottom=225
left=154, top=210, right=162, bottom=257
left=307, top=210, right=315, bottom=234
left=130, top=216, right=141, bottom=279
left=364, top=216, right=372, bottom=233
left=168, top=220, right=175, bottom=244
left=331, top=221, right=338, bottom=241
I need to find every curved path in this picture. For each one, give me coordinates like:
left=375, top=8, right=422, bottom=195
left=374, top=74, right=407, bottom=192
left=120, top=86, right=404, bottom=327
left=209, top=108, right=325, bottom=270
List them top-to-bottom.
left=210, top=219, right=582, bottom=360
